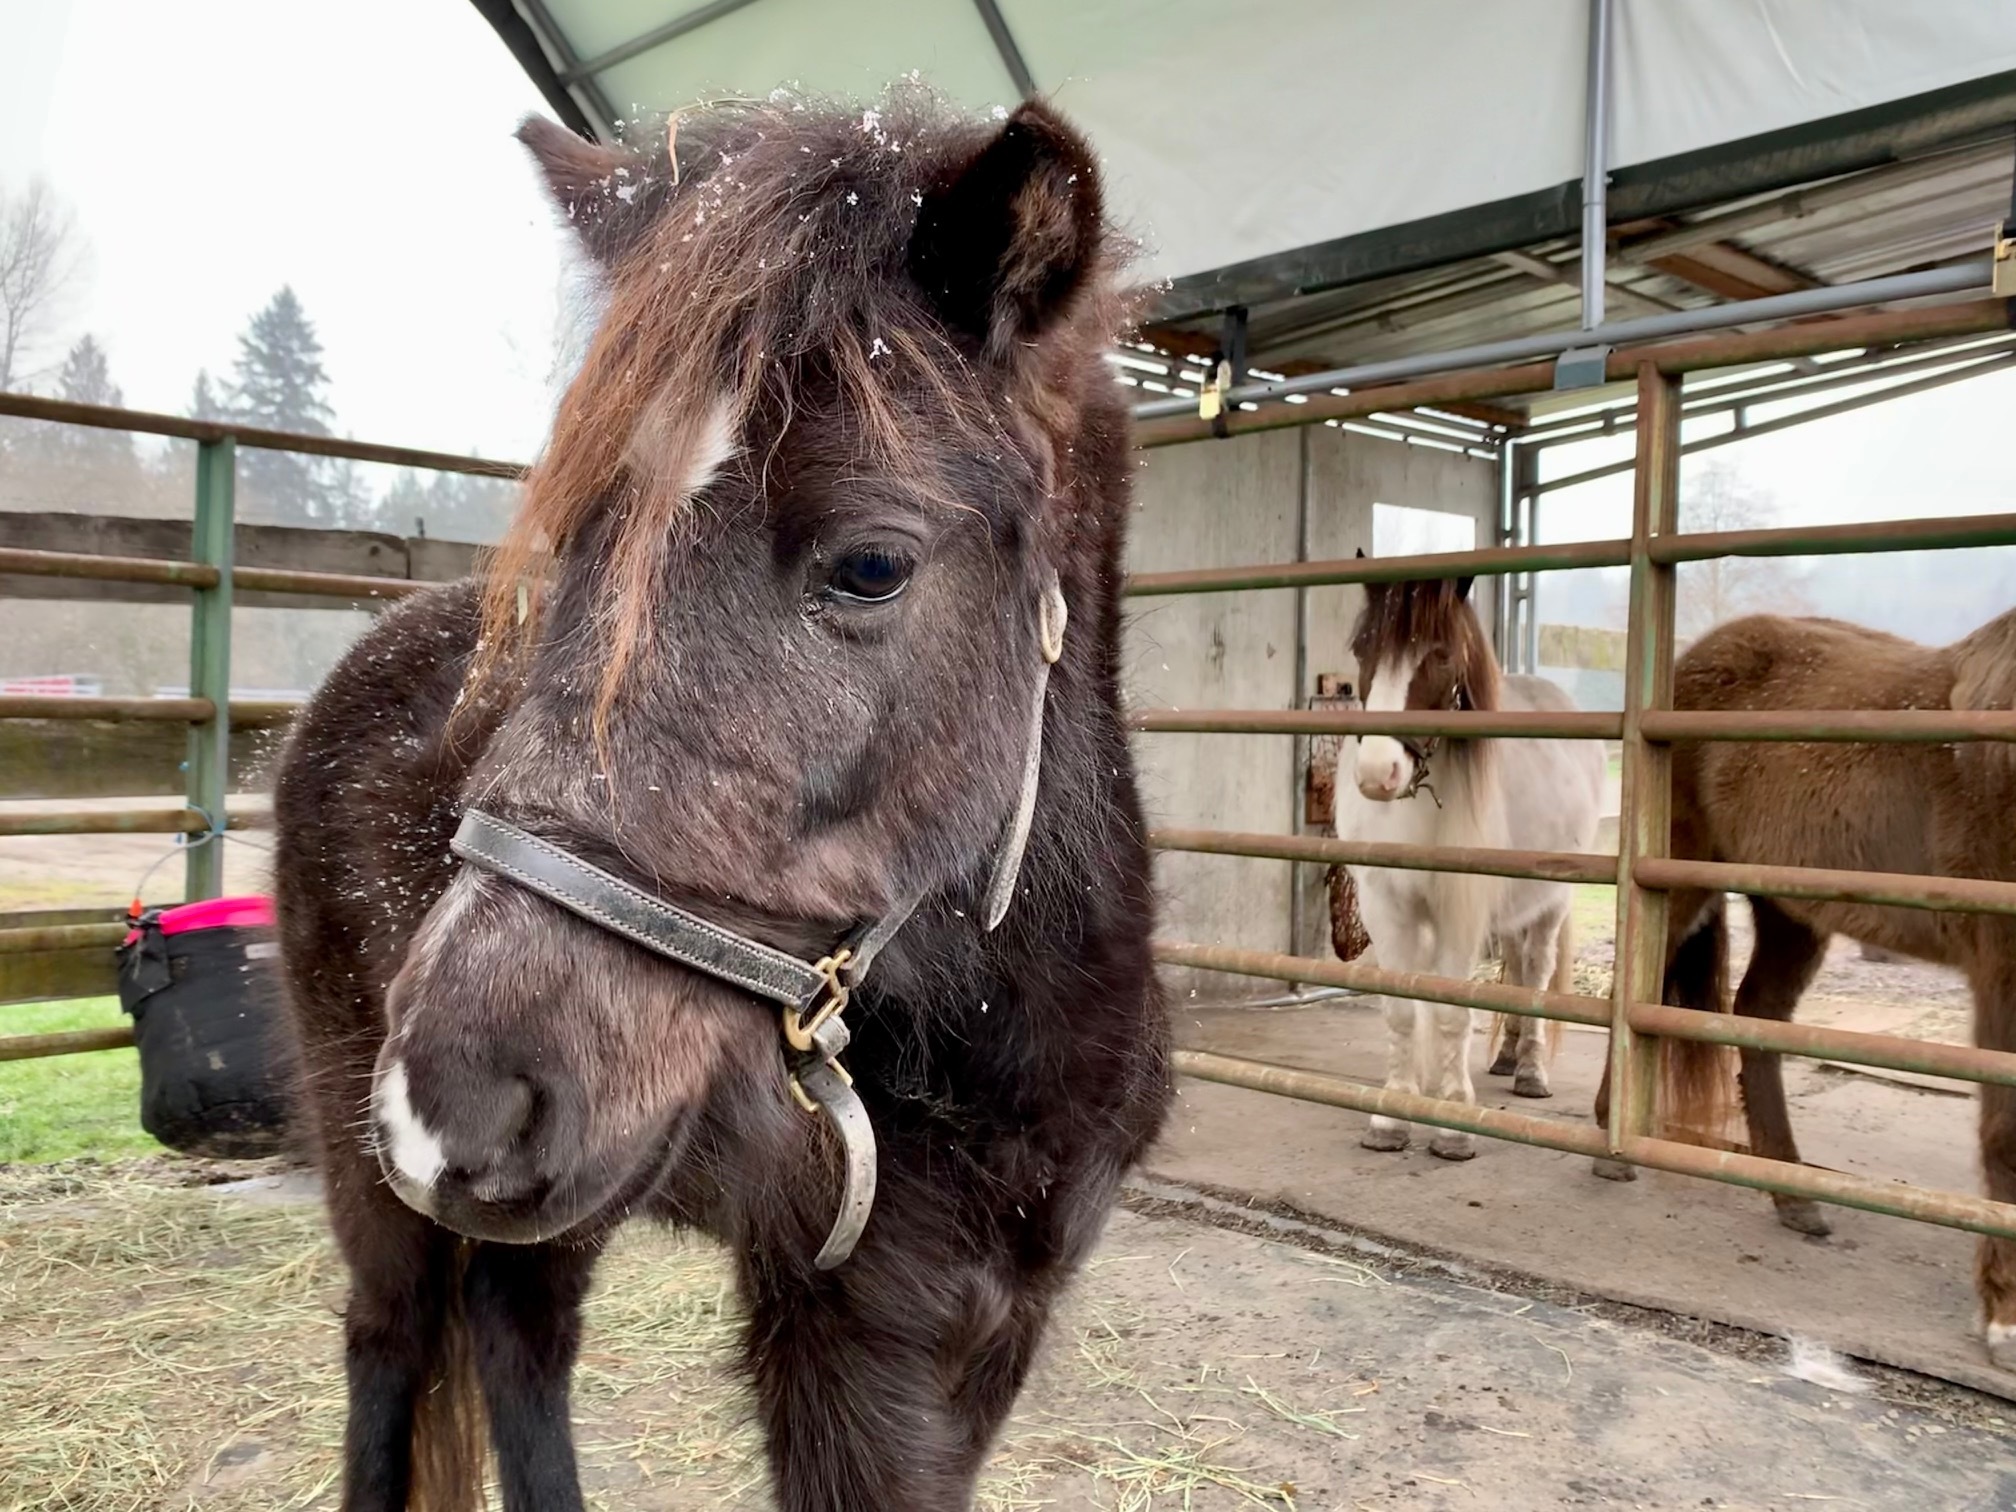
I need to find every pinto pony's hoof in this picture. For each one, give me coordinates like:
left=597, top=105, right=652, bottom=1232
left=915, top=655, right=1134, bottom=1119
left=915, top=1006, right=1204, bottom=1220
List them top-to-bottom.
left=1486, top=1048, right=1519, bottom=1078
left=1512, top=1069, right=1552, bottom=1099
left=1361, top=1120, right=1411, bottom=1153
left=1428, top=1131, right=1477, bottom=1161
left=1591, top=1157, right=1636, bottom=1182
left=1775, top=1196, right=1833, bottom=1238
left=1986, top=1321, right=2016, bottom=1372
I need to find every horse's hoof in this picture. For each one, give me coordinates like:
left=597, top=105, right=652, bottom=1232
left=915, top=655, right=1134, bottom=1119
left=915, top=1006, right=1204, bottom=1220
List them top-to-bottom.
left=1486, top=1051, right=1518, bottom=1078
left=1512, top=1069, right=1552, bottom=1099
left=1361, top=1121, right=1411, bottom=1153
left=1429, top=1131, right=1477, bottom=1162
left=1591, top=1157, right=1637, bottom=1182
left=1776, top=1197, right=1833, bottom=1238
left=1986, top=1321, right=2016, bottom=1372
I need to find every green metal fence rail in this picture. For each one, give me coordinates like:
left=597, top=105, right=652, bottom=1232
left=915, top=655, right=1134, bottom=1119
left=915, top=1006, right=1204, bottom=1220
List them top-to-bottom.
left=0, top=390, right=525, bottom=1060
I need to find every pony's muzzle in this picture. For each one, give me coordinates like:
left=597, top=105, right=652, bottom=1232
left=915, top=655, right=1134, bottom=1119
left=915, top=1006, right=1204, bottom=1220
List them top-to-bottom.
left=1356, top=735, right=1410, bottom=802
left=371, top=1048, right=586, bottom=1243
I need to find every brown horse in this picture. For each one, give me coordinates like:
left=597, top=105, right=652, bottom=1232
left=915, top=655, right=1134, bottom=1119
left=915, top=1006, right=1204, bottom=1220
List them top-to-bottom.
left=273, top=94, right=1169, bottom=1511
left=1595, top=608, right=2016, bottom=1367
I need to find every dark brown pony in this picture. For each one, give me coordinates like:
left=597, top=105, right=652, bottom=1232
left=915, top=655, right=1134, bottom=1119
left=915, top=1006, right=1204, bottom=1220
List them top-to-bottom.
left=273, top=94, right=1169, bottom=1511
left=1595, top=608, right=2016, bottom=1366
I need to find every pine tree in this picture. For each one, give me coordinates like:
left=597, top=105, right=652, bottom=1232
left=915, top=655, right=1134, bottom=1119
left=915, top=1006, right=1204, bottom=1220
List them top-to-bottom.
left=227, top=286, right=339, bottom=523
left=17, top=334, right=136, bottom=478
left=188, top=368, right=226, bottom=422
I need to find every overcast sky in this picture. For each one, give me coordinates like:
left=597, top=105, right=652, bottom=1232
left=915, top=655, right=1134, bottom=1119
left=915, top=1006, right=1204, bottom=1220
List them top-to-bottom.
left=2, top=0, right=577, bottom=465
left=4, top=0, right=2012, bottom=635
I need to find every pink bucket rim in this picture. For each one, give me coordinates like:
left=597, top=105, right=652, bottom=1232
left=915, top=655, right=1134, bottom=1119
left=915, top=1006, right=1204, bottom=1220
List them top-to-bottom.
left=156, top=895, right=275, bottom=936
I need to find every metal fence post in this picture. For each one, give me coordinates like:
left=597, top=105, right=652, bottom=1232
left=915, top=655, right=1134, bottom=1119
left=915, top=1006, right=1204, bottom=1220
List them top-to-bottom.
left=1608, top=363, right=1680, bottom=1153
left=185, top=438, right=235, bottom=900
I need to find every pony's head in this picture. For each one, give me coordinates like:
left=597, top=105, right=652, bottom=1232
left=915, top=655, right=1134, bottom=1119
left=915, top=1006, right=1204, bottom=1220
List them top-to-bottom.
left=371, top=93, right=1132, bottom=1243
left=1348, top=570, right=1499, bottom=802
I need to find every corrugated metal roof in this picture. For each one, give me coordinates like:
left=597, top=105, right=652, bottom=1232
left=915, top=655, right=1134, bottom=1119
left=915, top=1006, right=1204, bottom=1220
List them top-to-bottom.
left=1132, top=135, right=2015, bottom=426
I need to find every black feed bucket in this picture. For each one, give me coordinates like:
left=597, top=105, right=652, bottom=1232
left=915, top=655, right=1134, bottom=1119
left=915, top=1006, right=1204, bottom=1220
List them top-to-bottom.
left=117, top=896, right=290, bottom=1157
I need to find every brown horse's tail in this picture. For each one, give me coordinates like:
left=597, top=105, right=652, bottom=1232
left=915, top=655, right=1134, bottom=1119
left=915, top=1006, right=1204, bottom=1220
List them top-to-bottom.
left=1657, top=894, right=1738, bottom=1145
left=411, top=1243, right=486, bottom=1512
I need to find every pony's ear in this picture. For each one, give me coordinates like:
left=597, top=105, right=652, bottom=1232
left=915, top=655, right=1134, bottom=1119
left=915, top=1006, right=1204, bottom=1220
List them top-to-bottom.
left=907, top=101, right=1102, bottom=358
left=517, top=116, right=663, bottom=265
left=1455, top=575, right=1475, bottom=602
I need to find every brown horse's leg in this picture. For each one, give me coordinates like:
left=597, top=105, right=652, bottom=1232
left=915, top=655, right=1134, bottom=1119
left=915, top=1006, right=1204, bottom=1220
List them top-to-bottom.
left=1592, top=887, right=1719, bottom=1184
left=1733, top=897, right=1831, bottom=1237
left=1968, top=929, right=2016, bottom=1367
left=464, top=1239, right=603, bottom=1511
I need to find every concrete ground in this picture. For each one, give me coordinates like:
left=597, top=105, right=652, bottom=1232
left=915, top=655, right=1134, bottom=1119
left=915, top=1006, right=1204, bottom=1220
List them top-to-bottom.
left=1152, top=935, right=2010, bottom=1402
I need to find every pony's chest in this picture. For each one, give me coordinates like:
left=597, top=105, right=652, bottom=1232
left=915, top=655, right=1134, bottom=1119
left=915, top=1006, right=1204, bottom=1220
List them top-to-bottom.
left=1334, top=786, right=1445, bottom=847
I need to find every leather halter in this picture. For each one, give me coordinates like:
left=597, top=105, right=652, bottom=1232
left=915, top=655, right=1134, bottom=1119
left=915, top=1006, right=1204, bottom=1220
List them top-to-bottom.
left=445, top=571, right=1067, bottom=1270
left=1390, top=687, right=1469, bottom=808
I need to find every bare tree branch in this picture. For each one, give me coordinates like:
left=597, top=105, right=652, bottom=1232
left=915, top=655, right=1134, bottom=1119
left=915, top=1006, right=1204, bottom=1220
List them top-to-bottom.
left=0, top=179, right=86, bottom=393
left=1675, top=457, right=1812, bottom=639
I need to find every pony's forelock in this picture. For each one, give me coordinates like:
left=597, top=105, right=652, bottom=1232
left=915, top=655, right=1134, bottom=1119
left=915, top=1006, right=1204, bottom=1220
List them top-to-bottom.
left=470, top=89, right=1126, bottom=738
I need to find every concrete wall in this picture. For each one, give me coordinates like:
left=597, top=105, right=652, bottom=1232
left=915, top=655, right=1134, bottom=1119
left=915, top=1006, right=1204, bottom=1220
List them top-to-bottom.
left=1124, top=425, right=1498, bottom=997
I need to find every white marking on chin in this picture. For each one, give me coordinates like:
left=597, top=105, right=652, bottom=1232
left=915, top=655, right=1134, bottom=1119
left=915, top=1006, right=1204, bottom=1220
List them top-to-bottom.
left=1357, top=650, right=1420, bottom=795
left=375, top=1062, right=446, bottom=1190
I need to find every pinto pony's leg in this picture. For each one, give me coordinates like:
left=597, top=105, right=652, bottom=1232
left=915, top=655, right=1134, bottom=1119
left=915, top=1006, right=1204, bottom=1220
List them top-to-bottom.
left=1495, top=916, right=1565, bottom=1101
left=1969, top=926, right=2016, bottom=1367
left=1423, top=942, right=1481, bottom=1161
left=1362, top=995, right=1420, bottom=1152
left=465, top=1240, right=602, bottom=1511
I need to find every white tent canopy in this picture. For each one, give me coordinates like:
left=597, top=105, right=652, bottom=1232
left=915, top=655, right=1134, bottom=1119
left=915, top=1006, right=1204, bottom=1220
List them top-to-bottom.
left=476, top=0, right=2016, bottom=325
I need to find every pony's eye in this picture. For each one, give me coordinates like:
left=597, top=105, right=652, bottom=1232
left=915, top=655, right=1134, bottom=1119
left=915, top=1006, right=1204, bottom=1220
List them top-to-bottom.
left=827, top=546, right=914, bottom=604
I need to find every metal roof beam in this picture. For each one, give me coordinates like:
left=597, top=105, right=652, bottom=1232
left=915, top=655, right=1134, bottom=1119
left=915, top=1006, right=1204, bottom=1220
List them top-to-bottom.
left=560, top=0, right=765, bottom=84
left=970, top=0, right=1037, bottom=98
left=1492, top=249, right=1687, bottom=314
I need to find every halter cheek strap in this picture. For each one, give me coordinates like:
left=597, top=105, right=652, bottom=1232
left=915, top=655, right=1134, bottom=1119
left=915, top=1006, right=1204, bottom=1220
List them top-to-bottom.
left=983, top=570, right=1067, bottom=931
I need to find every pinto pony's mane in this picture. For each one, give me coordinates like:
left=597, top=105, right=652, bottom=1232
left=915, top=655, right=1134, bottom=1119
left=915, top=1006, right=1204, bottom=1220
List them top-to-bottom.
left=474, top=91, right=1132, bottom=735
left=1350, top=576, right=1503, bottom=714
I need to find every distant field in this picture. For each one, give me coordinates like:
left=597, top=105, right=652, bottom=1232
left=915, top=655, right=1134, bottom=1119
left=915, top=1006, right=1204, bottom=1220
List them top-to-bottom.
left=0, top=998, right=154, bottom=1163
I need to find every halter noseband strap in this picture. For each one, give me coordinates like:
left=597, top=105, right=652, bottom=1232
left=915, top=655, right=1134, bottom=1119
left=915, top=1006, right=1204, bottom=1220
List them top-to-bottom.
left=450, top=807, right=918, bottom=1270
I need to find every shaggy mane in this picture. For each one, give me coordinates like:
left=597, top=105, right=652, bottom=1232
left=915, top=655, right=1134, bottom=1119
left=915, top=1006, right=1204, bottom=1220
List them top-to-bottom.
left=473, top=89, right=1129, bottom=733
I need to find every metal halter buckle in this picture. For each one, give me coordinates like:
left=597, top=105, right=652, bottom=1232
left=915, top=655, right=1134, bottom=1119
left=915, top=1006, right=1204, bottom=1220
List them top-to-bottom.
left=781, top=947, right=853, bottom=1056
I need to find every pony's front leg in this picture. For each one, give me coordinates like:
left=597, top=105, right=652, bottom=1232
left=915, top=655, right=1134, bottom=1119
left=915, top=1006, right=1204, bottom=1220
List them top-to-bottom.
left=1362, top=994, right=1421, bottom=1152
left=1422, top=995, right=1480, bottom=1161
left=742, top=1189, right=1061, bottom=1512
left=464, top=1238, right=604, bottom=1511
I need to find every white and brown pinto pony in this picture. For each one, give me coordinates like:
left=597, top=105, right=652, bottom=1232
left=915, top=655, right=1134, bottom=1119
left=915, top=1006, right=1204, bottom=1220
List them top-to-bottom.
left=1333, top=571, right=1603, bottom=1157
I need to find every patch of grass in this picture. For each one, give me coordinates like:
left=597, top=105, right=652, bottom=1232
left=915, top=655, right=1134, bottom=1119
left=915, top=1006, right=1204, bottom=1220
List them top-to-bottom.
left=1571, top=883, right=1617, bottom=947
left=0, top=998, right=155, bottom=1164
